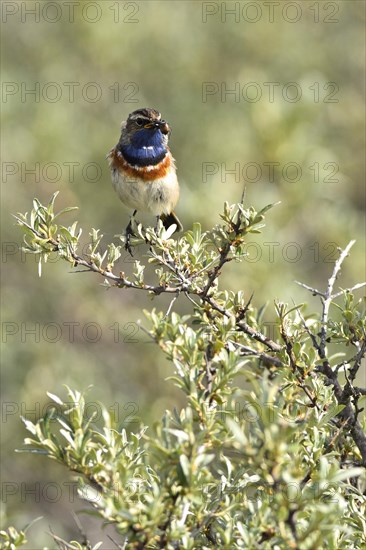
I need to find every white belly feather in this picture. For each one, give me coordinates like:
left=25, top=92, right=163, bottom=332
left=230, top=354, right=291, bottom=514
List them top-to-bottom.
left=111, top=168, right=179, bottom=216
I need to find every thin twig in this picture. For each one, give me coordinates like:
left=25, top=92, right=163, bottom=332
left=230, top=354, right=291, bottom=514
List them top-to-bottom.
left=201, top=194, right=246, bottom=297
left=320, top=241, right=356, bottom=357
left=295, top=281, right=325, bottom=297
left=331, top=282, right=366, bottom=299
left=184, top=291, right=200, bottom=309
left=164, top=292, right=180, bottom=318
left=237, top=292, right=254, bottom=322
left=202, top=295, right=282, bottom=353
left=291, top=300, right=322, bottom=356
left=136, top=323, right=156, bottom=343
left=348, top=336, right=366, bottom=382
left=229, top=341, right=282, bottom=367
left=204, top=343, right=216, bottom=396
left=286, top=509, right=299, bottom=549
left=71, top=512, right=89, bottom=547
left=48, top=531, right=79, bottom=550
left=107, top=534, right=127, bottom=549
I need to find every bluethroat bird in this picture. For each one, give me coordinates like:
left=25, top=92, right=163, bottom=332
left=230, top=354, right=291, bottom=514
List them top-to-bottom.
left=107, top=108, right=182, bottom=253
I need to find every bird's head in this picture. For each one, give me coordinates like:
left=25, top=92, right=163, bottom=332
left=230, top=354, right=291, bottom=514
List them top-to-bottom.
left=118, top=108, right=171, bottom=166
left=121, top=108, right=170, bottom=146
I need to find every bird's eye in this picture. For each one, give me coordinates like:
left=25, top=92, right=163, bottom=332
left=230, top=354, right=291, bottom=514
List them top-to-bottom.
left=136, top=118, right=144, bottom=126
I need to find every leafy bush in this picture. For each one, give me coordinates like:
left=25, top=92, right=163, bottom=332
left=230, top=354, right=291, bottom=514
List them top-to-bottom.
left=6, top=193, right=366, bottom=549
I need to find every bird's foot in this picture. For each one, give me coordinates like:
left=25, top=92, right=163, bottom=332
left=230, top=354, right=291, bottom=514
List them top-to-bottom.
left=154, top=215, right=161, bottom=232
left=124, top=219, right=136, bottom=256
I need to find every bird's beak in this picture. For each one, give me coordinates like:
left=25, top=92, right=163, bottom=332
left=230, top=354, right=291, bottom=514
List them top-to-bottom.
left=144, top=120, right=170, bottom=134
left=159, top=120, right=170, bottom=134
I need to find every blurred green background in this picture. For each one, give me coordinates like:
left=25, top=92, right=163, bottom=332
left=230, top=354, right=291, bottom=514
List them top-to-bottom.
left=1, top=1, right=365, bottom=546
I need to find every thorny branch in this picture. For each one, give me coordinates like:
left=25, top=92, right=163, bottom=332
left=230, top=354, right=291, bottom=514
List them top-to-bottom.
left=17, top=218, right=366, bottom=466
left=19, top=220, right=282, bottom=362
left=320, top=240, right=356, bottom=357
left=292, top=242, right=366, bottom=466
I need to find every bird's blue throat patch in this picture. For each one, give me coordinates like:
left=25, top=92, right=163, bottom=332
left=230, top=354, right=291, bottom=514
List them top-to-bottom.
left=120, top=128, right=167, bottom=167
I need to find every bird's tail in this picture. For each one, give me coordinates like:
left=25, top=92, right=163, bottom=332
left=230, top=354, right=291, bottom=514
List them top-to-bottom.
left=160, top=211, right=183, bottom=232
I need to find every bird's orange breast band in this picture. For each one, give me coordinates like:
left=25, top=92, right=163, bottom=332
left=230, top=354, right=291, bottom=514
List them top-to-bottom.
left=109, top=149, right=174, bottom=181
